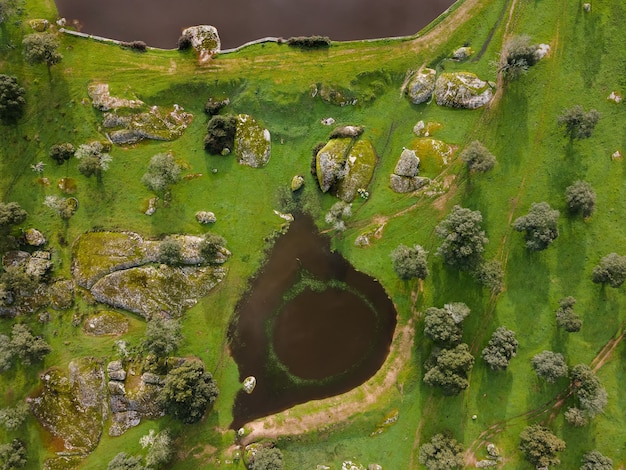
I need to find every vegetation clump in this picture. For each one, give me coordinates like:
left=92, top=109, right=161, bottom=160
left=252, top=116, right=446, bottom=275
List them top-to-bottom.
left=286, top=36, right=331, bottom=49
left=0, top=74, right=25, bottom=123
left=204, top=115, right=236, bottom=155
left=49, top=142, right=75, bottom=165
left=565, top=180, right=596, bottom=217
left=512, top=202, right=559, bottom=251
left=435, top=205, right=488, bottom=271
left=390, top=244, right=429, bottom=280
left=591, top=253, right=626, bottom=288
left=481, top=326, right=518, bottom=370
left=518, top=424, right=566, bottom=468
left=418, top=433, right=464, bottom=469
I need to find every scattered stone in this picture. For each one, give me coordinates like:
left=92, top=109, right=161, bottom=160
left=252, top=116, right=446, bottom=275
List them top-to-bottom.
left=583, top=2, right=591, bottom=12
left=180, top=25, right=221, bottom=62
left=534, top=44, right=551, bottom=61
left=452, top=46, right=473, bottom=60
left=406, top=68, right=437, bottom=104
left=434, top=72, right=494, bottom=109
left=608, top=91, right=623, bottom=103
left=234, top=114, right=271, bottom=168
left=321, top=117, right=335, bottom=126
left=413, top=120, right=426, bottom=135
left=330, top=125, right=365, bottom=138
left=394, top=148, right=420, bottom=177
left=612, top=150, right=622, bottom=160
left=291, top=175, right=305, bottom=192
left=145, top=197, right=158, bottom=216
left=273, top=210, right=294, bottom=222
left=196, top=211, right=217, bottom=224
left=23, top=228, right=46, bottom=246
left=38, top=311, right=51, bottom=323
left=243, top=376, right=256, bottom=394
left=108, top=381, right=125, bottom=395
left=472, top=414, right=478, bottom=420
left=237, top=427, right=245, bottom=437
left=486, top=443, right=499, bottom=457
left=476, top=460, right=498, bottom=468
left=342, top=461, right=365, bottom=470
left=316, top=465, right=331, bottom=470
left=368, top=465, right=383, bottom=470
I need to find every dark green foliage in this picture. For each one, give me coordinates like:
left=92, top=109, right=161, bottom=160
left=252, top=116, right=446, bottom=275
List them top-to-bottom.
left=22, top=32, right=62, bottom=69
left=177, top=32, right=192, bottom=50
left=500, top=35, right=539, bottom=80
left=286, top=36, right=331, bottom=49
left=121, top=41, right=147, bottom=52
left=0, top=75, right=25, bottom=123
left=204, top=97, right=229, bottom=116
left=558, top=105, right=600, bottom=140
left=204, top=115, right=237, bottom=154
left=460, top=140, right=496, bottom=172
left=49, top=143, right=75, bottom=165
left=141, top=153, right=182, bottom=194
left=565, top=180, right=596, bottom=217
left=0, top=202, right=27, bottom=227
left=512, top=202, right=559, bottom=251
left=435, top=205, right=488, bottom=271
left=199, top=233, right=226, bottom=263
left=158, top=238, right=182, bottom=265
left=390, top=244, right=429, bottom=280
left=592, top=253, right=626, bottom=288
left=474, top=259, right=504, bottom=292
left=0, top=265, right=39, bottom=306
left=555, top=296, right=582, bottom=332
left=423, top=307, right=463, bottom=348
left=141, top=317, right=182, bottom=357
left=9, top=323, right=51, bottom=366
left=481, top=326, right=518, bottom=370
left=424, top=343, right=474, bottom=395
left=531, top=350, right=568, bottom=383
left=157, top=360, right=219, bottom=423
left=570, top=364, right=607, bottom=418
left=0, top=403, right=29, bottom=431
left=565, top=407, right=588, bottom=427
left=519, top=425, right=566, bottom=468
left=145, top=430, right=174, bottom=469
left=418, top=433, right=464, bottom=470
left=0, top=439, right=27, bottom=469
left=250, top=447, right=284, bottom=470
left=580, top=450, right=613, bottom=470
left=106, top=452, right=145, bottom=470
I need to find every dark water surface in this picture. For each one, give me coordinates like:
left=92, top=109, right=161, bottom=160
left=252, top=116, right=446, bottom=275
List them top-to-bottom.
left=54, top=0, right=456, bottom=50
left=229, top=215, right=396, bottom=429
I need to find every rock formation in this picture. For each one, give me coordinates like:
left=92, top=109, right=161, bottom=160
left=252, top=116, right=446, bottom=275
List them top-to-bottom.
left=406, top=68, right=436, bottom=104
left=434, top=72, right=494, bottom=109
left=234, top=114, right=271, bottom=168
left=390, top=148, right=430, bottom=193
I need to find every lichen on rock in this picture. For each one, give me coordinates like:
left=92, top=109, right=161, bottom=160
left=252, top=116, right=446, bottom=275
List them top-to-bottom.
left=181, top=25, right=221, bottom=62
left=406, top=68, right=436, bottom=104
left=434, top=72, right=494, bottom=109
left=87, top=83, right=144, bottom=112
left=234, top=114, right=271, bottom=168
left=316, top=138, right=352, bottom=192
left=336, top=139, right=377, bottom=202
left=394, top=148, right=420, bottom=177
left=83, top=311, right=129, bottom=336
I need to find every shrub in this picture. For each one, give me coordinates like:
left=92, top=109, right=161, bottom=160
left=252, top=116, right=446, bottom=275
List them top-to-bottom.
left=286, top=36, right=331, bottom=49
left=121, top=40, right=147, bottom=52
left=0, top=74, right=26, bottom=123
left=558, top=105, right=600, bottom=140
left=204, top=115, right=237, bottom=154
left=460, top=140, right=496, bottom=172
left=49, top=142, right=75, bottom=165
left=565, top=180, right=596, bottom=217
left=512, top=201, right=559, bottom=251
left=199, top=233, right=226, bottom=262
left=390, top=244, right=429, bottom=280
left=591, top=253, right=626, bottom=288
left=418, top=433, right=464, bottom=470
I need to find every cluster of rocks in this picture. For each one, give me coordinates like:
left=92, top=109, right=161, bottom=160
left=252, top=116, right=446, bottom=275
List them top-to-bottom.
left=406, top=69, right=494, bottom=109
left=314, top=126, right=377, bottom=202
left=390, top=148, right=430, bottom=193
left=71, top=231, right=229, bottom=318
left=476, top=442, right=501, bottom=468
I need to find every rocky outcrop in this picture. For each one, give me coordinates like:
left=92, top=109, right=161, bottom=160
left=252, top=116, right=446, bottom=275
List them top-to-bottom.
left=181, top=25, right=221, bottom=62
left=406, top=68, right=436, bottom=104
left=434, top=72, right=494, bottom=109
left=87, top=83, right=144, bottom=112
left=104, top=105, right=193, bottom=144
left=234, top=114, right=271, bottom=168
left=394, top=148, right=420, bottom=176
left=390, top=149, right=430, bottom=193
left=23, top=228, right=46, bottom=246
left=48, top=279, right=74, bottom=310
left=82, top=311, right=129, bottom=336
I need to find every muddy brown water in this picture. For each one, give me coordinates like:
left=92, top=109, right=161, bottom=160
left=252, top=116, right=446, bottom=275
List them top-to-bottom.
left=54, top=0, right=456, bottom=50
left=229, top=214, right=396, bottom=429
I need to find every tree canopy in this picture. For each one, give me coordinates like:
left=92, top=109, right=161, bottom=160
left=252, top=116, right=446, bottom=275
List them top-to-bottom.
left=22, top=32, right=62, bottom=70
left=500, top=35, right=540, bottom=80
left=0, top=75, right=26, bottom=123
left=558, top=105, right=600, bottom=140
left=460, top=140, right=496, bottom=172
left=141, top=153, right=182, bottom=194
left=565, top=180, right=596, bottom=217
left=512, top=201, right=559, bottom=251
left=0, top=202, right=27, bottom=227
left=435, top=205, right=488, bottom=271
left=390, top=244, right=429, bottom=280
left=591, top=253, right=626, bottom=288
left=555, top=296, right=582, bottom=332
left=423, top=306, right=464, bottom=348
left=141, top=317, right=182, bottom=357
left=481, top=326, right=518, bottom=371
left=424, top=343, right=474, bottom=395
left=531, top=350, right=568, bottom=383
left=519, top=424, right=566, bottom=468
left=418, top=433, right=464, bottom=470
left=0, top=439, right=27, bottom=469
left=249, top=447, right=284, bottom=470
left=580, top=450, right=613, bottom=470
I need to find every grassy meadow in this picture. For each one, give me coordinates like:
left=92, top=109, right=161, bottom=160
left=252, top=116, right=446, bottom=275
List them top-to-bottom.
left=1, top=0, right=626, bottom=468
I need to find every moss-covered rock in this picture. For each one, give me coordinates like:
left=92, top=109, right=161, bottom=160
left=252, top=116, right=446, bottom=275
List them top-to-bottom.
left=28, top=18, right=49, bottom=31
left=181, top=25, right=220, bottom=62
left=406, top=68, right=436, bottom=104
left=434, top=72, right=494, bottom=109
left=87, top=83, right=144, bottom=112
left=314, top=83, right=358, bottom=106
left=105, top=105, right=193, bottom=144
left=234, top=114, right=271, bottom=168
left=316, top=138, right=352, bottom=192
left=336, top=139, right=377, bottom=202
left=389, top=174, right=430, bottom=193
left=90, top=265, right=227, bottom=318
left=48, top=279, right=74, bottom=310
left=82, top=311, right=128, bottom=336
left=30, top=358, right=107, bottom=454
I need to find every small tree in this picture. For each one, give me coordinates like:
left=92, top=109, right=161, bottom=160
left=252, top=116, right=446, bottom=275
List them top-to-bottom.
left=22, top=33, right=62, bottom=72
left=500, top=35, right=540, bottom=80
left=0, top=75, right=26, bottom=123
left=558, top=105, right=600, bottom=140
left=204, top=115, right=237, bottom=154
left=460, top=140, right=496, bottom=173
left=75, top=142, right=112, bottom=179
left=49, top=143, right=75, bottom=165
left=141, top=153, right=181, bottom=195
left=565, top=180, right=596, bottom=217
left=324, top=201, right=352, bottom=232
left=0, top=202, right=27, bottom=227
left=512, top=202, right=559, bottom=251
left=435, top=205, right=488, bottom=271
left=199, top=233, right=226, bottom=263
left=158, top=238, right=183, bottom=265
left=390, top=244, right=429, bottom=280
left=592, top=253, right=626, bottom=288
left=474, top=259, right=504, bottom=293
left=555, top=296, right=582, bottom=332
left=424, top=306, right=464, bottom=348
left=141, top=317, right=182, bottom=357
left=10, top=323, right=51, bottom=365
left=482, top=326, right=518, bottom=371
left=0, top=335, right=14, bottom=372
left=423, top=343, right=474, bottom=395
left=531, top=350, right=568, bottom=383
left=157, top=360, right=219, bottom=424
left=570, top=364, right=607, bottom=418
left=0, top=403, right=30, bottom=431
left=564, top=407, right=588, bottom=427
left=519, top=425, right=566, bottom=468
left=144, top=429, right=174, bottom=469
left=418, top=433, right=464, bottom=470
left=0, top=439, right=27, bottom=469
left=249, top=447, right=284, bottom=470
left=580, top=450, right=613, bottom=470
left=107, top=452, right=144, bottom=470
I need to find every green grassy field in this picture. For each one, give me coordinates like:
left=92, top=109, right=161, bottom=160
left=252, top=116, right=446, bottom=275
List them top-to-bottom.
left=1, top=0, right=626, bottom=468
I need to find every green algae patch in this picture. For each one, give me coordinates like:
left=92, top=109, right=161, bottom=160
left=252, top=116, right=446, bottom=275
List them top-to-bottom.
left=234, top=114, right=271, bottom=168
left=336, top=139, right=377, bottom=202
left=30, top=358, right=107, bottom=455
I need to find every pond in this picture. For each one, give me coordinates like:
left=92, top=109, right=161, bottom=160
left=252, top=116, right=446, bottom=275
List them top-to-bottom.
left=54, top=0, right=456, bottom=50
left=229, top=214, right=397, bottom=429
